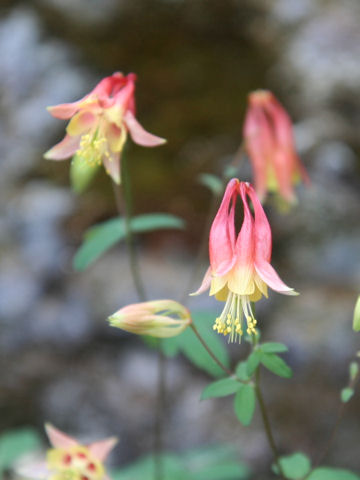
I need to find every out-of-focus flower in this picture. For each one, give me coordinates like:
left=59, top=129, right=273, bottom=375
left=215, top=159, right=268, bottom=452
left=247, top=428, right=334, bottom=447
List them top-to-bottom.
left=45, top=72, right=166, bottom=184
left=243, top=90, right=309, bottom=204
left=193, top=178, right=297, bottom=342
left=353, top=295, right=360, bottom=332
left=108, top=299, right=191, bottom=337
left=19, top=424, right=117, bottom=480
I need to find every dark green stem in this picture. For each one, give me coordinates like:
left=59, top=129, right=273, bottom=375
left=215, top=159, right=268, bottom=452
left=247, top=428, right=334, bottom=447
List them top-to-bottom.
left=180, top=144, right=246, bottom=305
left=112, top=155, right=165, bottom=480
left=112, top=156, right=146, bottom=301
left=180, top=192, right=220, bottom=304
left=190, top=324, right=233, bottom=376
left=192, top=324, right=285, bottom=477
left=154, top=347, right=166, bottom=480
left=254, top=368, right=285, bottom=479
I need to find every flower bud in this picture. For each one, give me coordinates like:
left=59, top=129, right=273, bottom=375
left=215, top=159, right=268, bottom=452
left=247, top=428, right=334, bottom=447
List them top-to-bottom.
left=108, top=299, right=191, bottom=338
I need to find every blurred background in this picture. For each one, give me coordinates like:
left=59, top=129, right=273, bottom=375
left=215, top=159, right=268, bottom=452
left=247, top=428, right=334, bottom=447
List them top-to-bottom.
left=1, top=0, right=360, bottom=478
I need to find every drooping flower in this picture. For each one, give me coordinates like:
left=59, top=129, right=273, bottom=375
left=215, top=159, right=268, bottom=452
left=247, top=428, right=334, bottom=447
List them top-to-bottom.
left=45, top=72, right=166, bottom=184
left=243, top=90, right=309, bottom=204
left=193, top=178, right=297, bottom=342
left=108, top=299, right=191, bottom=338
left=18, top=424, right=117, bottom=480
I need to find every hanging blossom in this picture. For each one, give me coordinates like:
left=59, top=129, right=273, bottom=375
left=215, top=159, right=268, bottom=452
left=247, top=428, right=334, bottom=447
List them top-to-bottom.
left=44, top=72, right=166, bottom=184
left=243, top=90, right=309, bottom=205
left=192, top=179, right=297, bottom=342
left=108, top=299, right=192, bottom=338
left=18, top=424, right=117, bottom=480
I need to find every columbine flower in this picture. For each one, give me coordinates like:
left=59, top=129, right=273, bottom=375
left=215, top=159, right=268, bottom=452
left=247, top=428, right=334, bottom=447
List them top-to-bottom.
left=45, top=72, right=166, bottom=184
left=243, top=90, right=309, bottom=204
left=193, top=178, right=297, bottom=342
left=108, top=299, right=191, bottom=338
left=18, top=424, right=117, bottom=480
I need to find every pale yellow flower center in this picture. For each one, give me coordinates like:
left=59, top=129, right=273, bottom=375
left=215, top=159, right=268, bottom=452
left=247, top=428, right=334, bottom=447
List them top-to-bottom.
left=76, top=130, right=110, bottom=167
left=213, top=292, right=257, bottom=342
left=46, top=446, right=105, bottom=480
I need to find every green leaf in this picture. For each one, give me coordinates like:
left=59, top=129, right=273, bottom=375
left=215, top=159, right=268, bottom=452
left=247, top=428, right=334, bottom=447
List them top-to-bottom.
left=70, top=154, right=100, bottom=193
left=198, top=173, right=223, bottom=196
left=73, top=213, right=185, bottom=271
left=353, top=295, right=360, bottom=332
left=178, top=312, right=230, bottom=378
left=161, top=336, right=181, bottom=357
left=260, top=342, right=288, bottom=353
left=246, top=351, right=262, bottom=376
left=260, top=353, right=293, bottom=378
left=235, top=362, right=250, bottom=381
left=349, top=362, right=359, bottom=381
left=201, top=378, right=241, bottom=400
left=233, top=384, right=256, bottom=426
left=341, top=387, right=354, bottom=403
left=0, top=428, right=42, bottom=473
left=175, top=444, right=250, bottom=479
left=182, top=444, right=238, bottom=466
left=274, top=452, right=311, bottom=479
left=111, top=454, right=184, bottom=480
left=192, top=462, right=249, bottom=480
left=307, top=468, right=360, bottom=480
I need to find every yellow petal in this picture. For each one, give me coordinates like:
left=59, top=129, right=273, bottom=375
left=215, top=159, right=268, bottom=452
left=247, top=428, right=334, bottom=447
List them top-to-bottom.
left=66, top=111, right=96, bottom=136
left=227, top=264, right=255, bottom=296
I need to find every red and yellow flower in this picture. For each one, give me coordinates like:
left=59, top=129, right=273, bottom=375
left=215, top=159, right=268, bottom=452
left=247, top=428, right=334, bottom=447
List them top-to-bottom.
left=45, top=72, right=166, bottom=184
left=243, top=90, right=309, bottom=204
left=193, top=179, right=297, bottom=342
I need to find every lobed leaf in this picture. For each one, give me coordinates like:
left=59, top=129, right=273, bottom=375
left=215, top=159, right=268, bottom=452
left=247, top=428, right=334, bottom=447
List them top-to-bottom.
left=73, top=213, right=185, bottom=271
left=178, top=312, right=230, bottom=377
left=260, top=342, right=289, bottom=353
left=246, top=351, right=262, bottom=376
left=260, top=353, right=293, bottom=378
left=235, top=362, right=250, bottom=381
left=201, top=378, right=241, bottom=400
left=233, top=384, right=256, bottom=426
left=0, top=428, right=42, bottom=474
left=273, top=452, right=311, bottom=479
left=307, top=468, right=360, bottom=480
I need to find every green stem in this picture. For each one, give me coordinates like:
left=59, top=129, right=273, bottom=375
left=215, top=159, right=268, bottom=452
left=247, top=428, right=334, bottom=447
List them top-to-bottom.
left=180, top=144, right=246, bottom=305
left=112, top=155, right=165, bottom=480
left=112, top=155, right=146, bottom=301
left=180, top=192, right=220, bottom=304
left=190, top=324, right=233, bottom=376
left=192, top=324, right=285, bottom=477
left=154, top=347, right=166, bottom=480
left=254, top=368, right=285, bottom=479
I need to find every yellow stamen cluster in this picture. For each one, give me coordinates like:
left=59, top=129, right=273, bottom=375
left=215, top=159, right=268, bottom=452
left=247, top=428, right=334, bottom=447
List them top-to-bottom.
left=77, top=132, right=110, bottom=167
left=213, top=292, right=257, bottom=342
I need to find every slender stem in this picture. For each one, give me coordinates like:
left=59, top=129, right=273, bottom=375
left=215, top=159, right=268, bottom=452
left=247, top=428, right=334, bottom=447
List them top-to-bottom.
left=180, top=144, right=246, bottom=305
left=112, top=155, right=165, bottom=480
left=113, top=156, right=146, bottom=301
left=180, top=193, right=220, bottom=304
left=191, top=323, right=285, bottom=477
left=190, top=324, right=233, bottom=376
left=154, top=347, right=166, bottom=480
left=254, top=368, right=285, bottom=479
left=314, top=370, right=359, bottom=467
